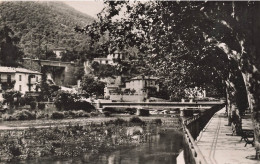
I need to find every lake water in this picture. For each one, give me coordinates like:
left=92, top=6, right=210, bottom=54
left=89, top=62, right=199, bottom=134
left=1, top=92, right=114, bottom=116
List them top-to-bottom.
left=15, top=128, right=184, bottom=164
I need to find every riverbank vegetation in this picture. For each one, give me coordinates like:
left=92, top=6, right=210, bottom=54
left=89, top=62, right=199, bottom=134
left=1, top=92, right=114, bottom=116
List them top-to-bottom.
left=0, top=117, right=181, bottom=163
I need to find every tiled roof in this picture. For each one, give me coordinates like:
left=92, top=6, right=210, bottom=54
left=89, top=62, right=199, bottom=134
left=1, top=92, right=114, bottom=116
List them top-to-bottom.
left=0, top=67, right=41, bottom=74
left=0, top=67, right=16, bottom=73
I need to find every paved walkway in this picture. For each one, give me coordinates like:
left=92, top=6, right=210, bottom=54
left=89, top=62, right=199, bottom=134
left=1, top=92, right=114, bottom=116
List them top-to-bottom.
left=196, top=108, right=259, bottom=164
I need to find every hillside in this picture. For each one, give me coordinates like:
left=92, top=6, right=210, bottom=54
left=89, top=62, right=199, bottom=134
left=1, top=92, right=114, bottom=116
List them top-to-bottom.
left=0, top=1, right=95, bottom=58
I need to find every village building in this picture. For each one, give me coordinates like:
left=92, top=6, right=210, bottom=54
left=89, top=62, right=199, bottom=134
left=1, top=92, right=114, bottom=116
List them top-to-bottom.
left=93, top=51, right=126, bottom=66
left=0, top=67, right=42, bottom=95
left=104, top=75, right=160, bottom=102
left=125, top=75, right=159, bottom=95
left=103, top=76, right=123, bottom=98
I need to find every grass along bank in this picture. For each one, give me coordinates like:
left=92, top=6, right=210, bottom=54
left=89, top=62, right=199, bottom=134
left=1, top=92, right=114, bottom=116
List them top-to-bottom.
left=0, top=117, right=182, bottom=163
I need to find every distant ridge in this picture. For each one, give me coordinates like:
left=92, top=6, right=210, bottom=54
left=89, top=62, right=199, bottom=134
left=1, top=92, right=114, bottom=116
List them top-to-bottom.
left=0, top=1, right=95, bottom=58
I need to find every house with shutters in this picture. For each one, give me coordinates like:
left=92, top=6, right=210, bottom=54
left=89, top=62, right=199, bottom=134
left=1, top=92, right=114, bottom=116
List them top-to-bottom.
left=0, top=67, right=42, bottom=95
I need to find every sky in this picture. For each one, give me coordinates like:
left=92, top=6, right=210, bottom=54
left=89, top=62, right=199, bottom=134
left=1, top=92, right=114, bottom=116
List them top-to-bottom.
left=0, top=0, right=105, bottom=18
left=64, top=1, right=105, bottom=18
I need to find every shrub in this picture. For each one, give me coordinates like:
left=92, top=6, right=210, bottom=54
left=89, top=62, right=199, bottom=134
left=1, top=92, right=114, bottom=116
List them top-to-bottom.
left=54, top=91, right=95, bottom=111
left=24, top=96, right=35, bottom=105
left=19, top=97, right=26, bottom=106
left=30, top=101, right=37, bottom=110
left=74, top=101, right=95, bottom=112
left=38, top=103, right=45, bottom=110
left=102, top=107, right=131, bottom=114
left=103, top=107, right=116, bottom=113
left=125, top=108, right=137, bottom=115
left=13, top=109, right=36, bottom=120
left=137, top=109, right=150, bottom=116
left=2, top=110, right=36, bottom=121
left=72, top=110, right=90, bottom=118
left=36, top=111, right=45, bottom=119
left=51, top=111, right=65, bottom=119
left=103, top=111, right=111, bottom=117
left=90, top=112, right=99, bottom=117
left=2, top=114, right=15, bottom=121
left=129, top=116, right=145, bottom=125
left=105, top=118, right=127, bottom=126
left=151, top=119, right=162, bottom=125
left=8, top=143, right=22, bottom=156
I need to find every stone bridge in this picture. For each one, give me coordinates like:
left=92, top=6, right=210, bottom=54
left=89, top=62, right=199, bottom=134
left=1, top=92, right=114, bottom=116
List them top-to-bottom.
left=98, top=101, right=225, bottom=115
left=99, top=101, right=224, bottom=108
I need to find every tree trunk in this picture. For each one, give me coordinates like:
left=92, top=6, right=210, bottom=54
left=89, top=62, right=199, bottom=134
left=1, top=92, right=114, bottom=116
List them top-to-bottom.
left=242, top=72, right=260, bottom=159
left=225, top=83, right=232, bottom=126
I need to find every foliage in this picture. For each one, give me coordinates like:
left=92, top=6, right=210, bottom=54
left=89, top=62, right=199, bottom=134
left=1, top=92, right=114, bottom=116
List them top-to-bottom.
left=0, top=1, right=94, bottom=59
left=84, top=1, right=245, bottom=99
left=83, top=2, right=260, bottom=152
left=0, top=24, right=23, bottom=67
left=42, top=50, right=56, bottom=60
left=91, top=62, right=119, bottom=78
left=74, top=65, right=85, bottom=80
left=39, top=66, right=61, bottom=101
left=81, top=75, right=105, bottom=96
left=1, top=80, right=16, bottom=91
left=2, top=90, right=22, bottom=107
left=54, top=90, right=95, bottom=111
left=30, top=101, right=37, bottom=110
left=38, top=102, right=46, bottom=110
left=103, top=107, right=137, bottom=114
left=125, top=108, right=137, bottom=115
left=2, top=109, right=36, bottom=121
left=50, top=111, right=65, bottom=119
left=103, top=111, right=111, bottom=117
left=129, top=116, right=145, bottom=125
left=105, top=118, right=127, bottom=126
left=151, top=119, right=162, bottom=125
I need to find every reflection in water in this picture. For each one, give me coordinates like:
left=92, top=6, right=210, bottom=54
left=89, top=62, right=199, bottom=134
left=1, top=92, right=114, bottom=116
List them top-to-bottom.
left=15, top=128, right=183, bottom=164
left=93, top=129, right=183, bottom=164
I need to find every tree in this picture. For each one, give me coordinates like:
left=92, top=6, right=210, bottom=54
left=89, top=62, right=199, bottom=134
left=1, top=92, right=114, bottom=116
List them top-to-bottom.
left=84, top=1, right=260, bottom=157
left=0, top=24, right=23, bottom=67
left=44, top=50, right=56, bottom=60
left=39, top=66, right=60, bottom=101
left=74, top=66, right=85, bottom=80
left=81, top=75, right=105, bottom=97
left=3, top=90, right=22, bottom=109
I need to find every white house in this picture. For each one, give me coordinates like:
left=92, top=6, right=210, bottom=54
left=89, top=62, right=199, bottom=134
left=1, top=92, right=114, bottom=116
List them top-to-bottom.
left=93, top=51, right=126, bottom=66
left=0, top=67, right=42, bottom=94
left=125, top=75, right=159, bottom=95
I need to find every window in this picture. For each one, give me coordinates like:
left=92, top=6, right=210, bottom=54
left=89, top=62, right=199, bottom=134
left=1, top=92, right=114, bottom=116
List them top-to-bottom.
left=7, top=74, right=11, bottom=83
left=19, top=75, right=22, bottom=81
left=19, top=85, right=22, bottom=91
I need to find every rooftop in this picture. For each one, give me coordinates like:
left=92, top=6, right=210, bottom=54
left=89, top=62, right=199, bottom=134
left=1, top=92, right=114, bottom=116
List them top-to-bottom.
left=0, top=66, right=42, bottom=74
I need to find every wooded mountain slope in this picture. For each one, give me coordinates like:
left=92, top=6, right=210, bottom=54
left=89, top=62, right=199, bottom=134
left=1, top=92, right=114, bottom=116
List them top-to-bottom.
left=0, top=1, right=94, bottom=58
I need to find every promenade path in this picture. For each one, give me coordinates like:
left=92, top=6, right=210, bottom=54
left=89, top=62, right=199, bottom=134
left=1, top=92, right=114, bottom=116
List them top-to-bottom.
left=196, top=108, right=258, bottom=164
